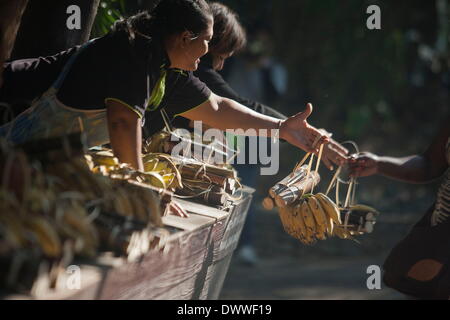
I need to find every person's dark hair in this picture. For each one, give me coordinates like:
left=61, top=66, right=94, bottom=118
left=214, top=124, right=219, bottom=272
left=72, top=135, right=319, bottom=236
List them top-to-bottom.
left=113, top=0, right=212, bottom=42
left=208, top=2, right=246, bottom=55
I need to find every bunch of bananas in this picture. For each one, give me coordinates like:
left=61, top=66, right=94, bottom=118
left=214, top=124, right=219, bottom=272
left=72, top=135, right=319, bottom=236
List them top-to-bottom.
left=143, top=131, right=171, bottom=154
left=0, top=143, right=170, bottom=293
left=274, top=148, right=380, bottom=245
left=86, top=149, right=182, bottom=191
left=142, top=153, right=182, bottom=190
left=101, top=181, right=163, bottom=226
left=280, top=192, right=379, bottom=244
left=279, top=193, right=340, bottom=244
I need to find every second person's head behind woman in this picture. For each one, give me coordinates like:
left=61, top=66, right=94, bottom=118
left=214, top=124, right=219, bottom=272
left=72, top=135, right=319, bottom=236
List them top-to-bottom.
left=208, top=2, right=246, bottom=71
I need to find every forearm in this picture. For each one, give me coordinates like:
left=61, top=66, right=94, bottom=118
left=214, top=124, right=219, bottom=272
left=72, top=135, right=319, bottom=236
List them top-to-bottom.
left=187, top=95, right=281, bottom=136
left=107, top=106, right=143, bottom=171
left=377, top=155, right=433, bottom=183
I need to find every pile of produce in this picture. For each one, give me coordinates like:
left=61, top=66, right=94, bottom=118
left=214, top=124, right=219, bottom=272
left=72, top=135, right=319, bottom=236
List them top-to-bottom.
left=0, top=127, right=244, bottom=295
left=145, top=129, right=242, bottom=208
left=0, top=135, right=171, bottom=295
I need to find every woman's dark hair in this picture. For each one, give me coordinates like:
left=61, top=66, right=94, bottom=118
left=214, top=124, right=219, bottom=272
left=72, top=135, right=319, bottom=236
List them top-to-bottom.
left=113, top=0, right=212, bottom=41
left=208, top=2, right=246, bottom=55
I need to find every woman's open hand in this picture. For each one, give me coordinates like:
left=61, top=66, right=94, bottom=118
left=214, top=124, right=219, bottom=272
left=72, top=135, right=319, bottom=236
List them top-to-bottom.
left=279, top=103, right=329, bottom=154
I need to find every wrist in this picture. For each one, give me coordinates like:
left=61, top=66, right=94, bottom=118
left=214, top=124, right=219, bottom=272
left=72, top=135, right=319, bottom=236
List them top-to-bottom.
left=278, top=119, right=286, bottom=140
left=374, top=156, right=386, bottom=174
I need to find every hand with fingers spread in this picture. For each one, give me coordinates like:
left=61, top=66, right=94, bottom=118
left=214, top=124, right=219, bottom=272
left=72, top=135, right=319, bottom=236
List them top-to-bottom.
left=279, top=103, right=329, bottom=154
left=349, top=152, right=380, bottom=177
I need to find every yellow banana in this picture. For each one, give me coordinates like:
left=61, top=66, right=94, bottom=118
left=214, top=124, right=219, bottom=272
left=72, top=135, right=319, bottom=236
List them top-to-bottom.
left=147, top=132, right=169, bottom=153
left=91, top=151, right=119, bottom=167
left=144, top=159, right=159, bottom=172
left=153, top=161, right=169, bottom=172
left=142, top=172, right=166, bottom=189
left=113, top=187, right=134, bottom=217
left=138, top=188, right=162, bottom=227
left=129, top=191, right=149, bottom=223
left=315, top=193, right=342, bottom=225
left=306, top=196, right=328, bottom=240
left=300, top=200, right=316, bottom=235
left=347, top=204, right=379, bottom=215
left=293, top=205, right=309, bottom=243
left=279, top=206, right=294, bottom=236
left=0, top=215, right=27, bottom=249
left=25, top=217, right=62, bottom=258
left=333, top=226, right=348, bottom=239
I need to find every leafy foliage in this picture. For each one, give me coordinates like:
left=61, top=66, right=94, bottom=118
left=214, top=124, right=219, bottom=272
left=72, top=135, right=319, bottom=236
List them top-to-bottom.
left=91, top=0, right=127, bottom=37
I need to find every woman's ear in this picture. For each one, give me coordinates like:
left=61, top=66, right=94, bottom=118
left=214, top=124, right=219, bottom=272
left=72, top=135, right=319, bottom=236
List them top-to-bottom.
left=180, top=31, right=193, bottom=47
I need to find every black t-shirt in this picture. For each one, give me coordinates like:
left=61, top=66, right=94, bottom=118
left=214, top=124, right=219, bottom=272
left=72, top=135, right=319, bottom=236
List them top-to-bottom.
left=0, top=32, right=211, bottom=120
left=144, top=54, right=271, bottom=138
left=194, top=54, right=267, bottom=112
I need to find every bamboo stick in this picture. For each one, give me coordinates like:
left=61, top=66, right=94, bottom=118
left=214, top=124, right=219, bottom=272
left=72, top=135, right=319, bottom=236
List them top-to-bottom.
left=269, top=165, right=308, bottom=198
left=179, top=166, right=228, bottom=188
left=274, top=171, right=320, bottom=207
left=177, top=188, right=226, bottom=206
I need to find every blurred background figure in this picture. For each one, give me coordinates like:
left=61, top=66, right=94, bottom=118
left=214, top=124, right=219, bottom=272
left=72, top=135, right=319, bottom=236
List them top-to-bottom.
left=224, top=25, right=288, bottom=266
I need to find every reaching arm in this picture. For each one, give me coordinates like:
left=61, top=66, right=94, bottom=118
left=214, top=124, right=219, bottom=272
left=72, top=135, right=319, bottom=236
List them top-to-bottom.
left=194, top=68, right=348, bottom=168
left=180, top=93, right=329, bottom=154
left=106, top=99, right=143, bottom=171
left=350, top=117, right=450, bottom=183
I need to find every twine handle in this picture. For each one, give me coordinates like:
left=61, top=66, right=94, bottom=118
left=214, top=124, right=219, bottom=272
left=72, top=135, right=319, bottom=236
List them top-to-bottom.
left=311, top=143, right=324, bottom=194
left=294, top=152, right=312, bottom=172
left=325, top=166, right=342, bottom=196
left=344, top=178, right=355, bottom=208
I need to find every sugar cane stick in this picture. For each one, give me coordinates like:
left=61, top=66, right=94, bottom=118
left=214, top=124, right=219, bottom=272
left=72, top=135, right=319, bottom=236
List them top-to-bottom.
left=269, top=165, right=308, bottom=198
left=274, top=171, right=320, bottom=207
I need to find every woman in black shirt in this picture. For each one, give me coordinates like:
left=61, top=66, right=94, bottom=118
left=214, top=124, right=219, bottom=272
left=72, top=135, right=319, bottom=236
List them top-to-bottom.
left=0, top=0, right=332, bottom=172
left=146, top=2, right=348, bottom=168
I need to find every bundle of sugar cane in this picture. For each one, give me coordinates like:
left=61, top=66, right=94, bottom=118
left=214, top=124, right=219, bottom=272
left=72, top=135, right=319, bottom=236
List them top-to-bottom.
left=144, top=129, right=236, bottom=166
left=163, top=136, right=231, bottom=165
left=263, top=152, right=321, bottom=211
left=171, top=157, right=240, bottom=195
left=176, top=187, right=227, bottom=207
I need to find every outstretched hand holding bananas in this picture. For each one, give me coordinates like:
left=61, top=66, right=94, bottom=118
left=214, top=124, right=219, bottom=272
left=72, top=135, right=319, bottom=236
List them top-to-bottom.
left=266, top=143, right=380, bottom=245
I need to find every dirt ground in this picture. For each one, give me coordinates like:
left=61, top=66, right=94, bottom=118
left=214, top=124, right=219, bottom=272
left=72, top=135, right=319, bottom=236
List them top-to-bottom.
left=218, top=188, right=434, bottom=300
left=220, top=255, right=404, bottom=300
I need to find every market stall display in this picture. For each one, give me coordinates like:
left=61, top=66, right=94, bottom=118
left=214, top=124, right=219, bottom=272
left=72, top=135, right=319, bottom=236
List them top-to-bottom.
left=0, top=130, right=247, bottom=299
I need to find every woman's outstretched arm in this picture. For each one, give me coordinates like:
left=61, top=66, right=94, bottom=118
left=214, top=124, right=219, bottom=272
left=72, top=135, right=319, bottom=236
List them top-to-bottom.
left=180, top=93, right=331, bottom=155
